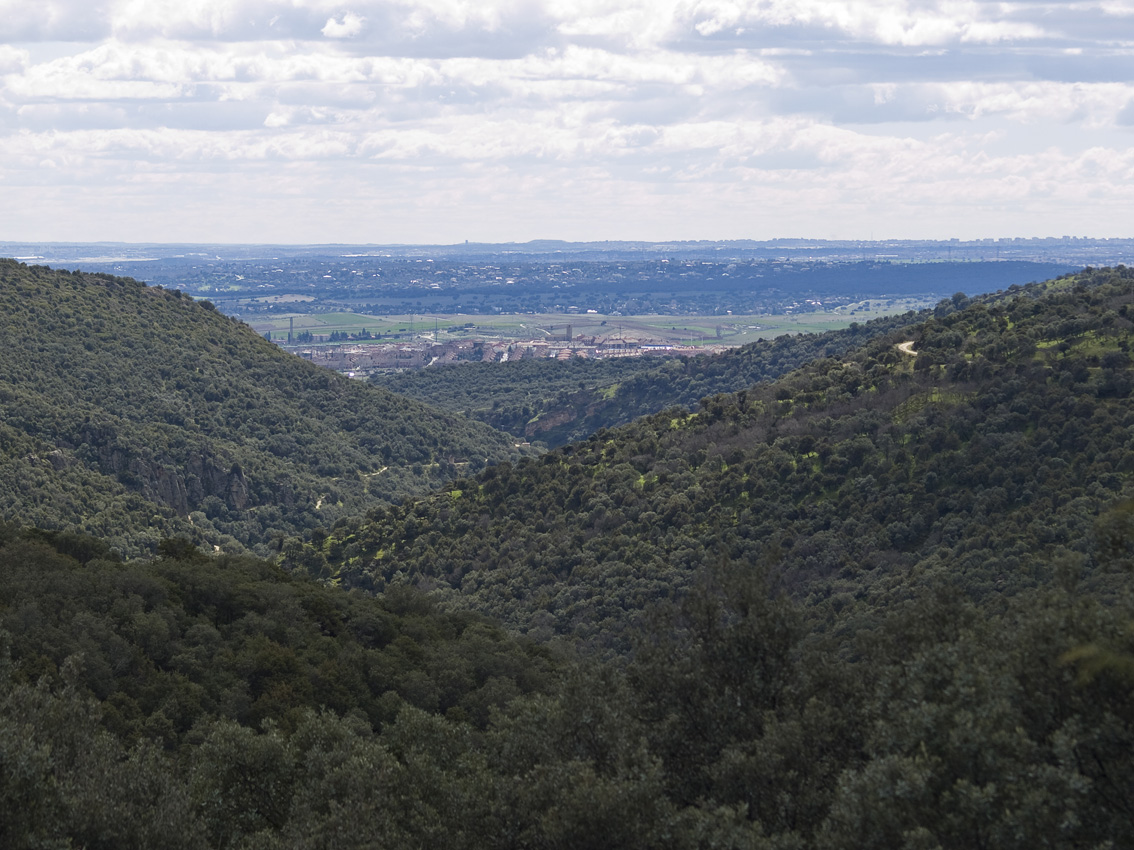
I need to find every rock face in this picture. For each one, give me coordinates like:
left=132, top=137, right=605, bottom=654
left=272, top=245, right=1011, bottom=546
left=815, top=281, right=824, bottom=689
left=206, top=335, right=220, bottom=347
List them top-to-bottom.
left=522, top=399, right=612, bottom=444
left=524, top=407, right=577, bottom=438
left=77, top=423, right=251, bottom=516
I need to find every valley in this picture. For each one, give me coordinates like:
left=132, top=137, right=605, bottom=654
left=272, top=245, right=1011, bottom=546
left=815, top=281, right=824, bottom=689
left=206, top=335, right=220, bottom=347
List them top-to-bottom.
left=7, top=0, right=1133, bottom=842
left=1, top=258, right=1132, bottom=849
left=253, top=301, right=933, bottom=377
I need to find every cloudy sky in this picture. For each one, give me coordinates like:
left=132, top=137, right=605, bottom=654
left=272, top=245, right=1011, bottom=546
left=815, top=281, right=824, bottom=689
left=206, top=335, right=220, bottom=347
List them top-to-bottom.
left=2, top=0, right=1132, bottom=244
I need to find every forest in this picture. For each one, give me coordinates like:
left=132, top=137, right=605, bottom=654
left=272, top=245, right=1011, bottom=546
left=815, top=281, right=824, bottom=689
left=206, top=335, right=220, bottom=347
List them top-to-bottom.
left=0, top=260, right=527, bottom=556
left=1, top=262, right=1133, bottom=848
left=301, top=272, right=1134, bottom=649
left=372, top=310, right=924, bottom=446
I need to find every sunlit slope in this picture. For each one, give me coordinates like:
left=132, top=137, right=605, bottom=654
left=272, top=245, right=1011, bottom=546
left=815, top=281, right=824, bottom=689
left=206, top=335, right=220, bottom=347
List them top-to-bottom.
left=0, top=260, right=525, bottom=555
left=294, top=268, right=1134, bottom=649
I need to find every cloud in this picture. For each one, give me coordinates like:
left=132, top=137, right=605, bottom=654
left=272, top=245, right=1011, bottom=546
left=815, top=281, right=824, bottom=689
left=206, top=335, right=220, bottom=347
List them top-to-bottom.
left=0, top=0, right=111, bottom=41
left=0, top=0, right=1126, bottom=50
left=1, top=0, right=1132, bottom=242
left=91, top=0, right=560, bottom=57
left=662, top=0, right=1051, bottom=49
left=322, top=12, right=365, bottom=39
left=0, top=46, right=30, bottom=75
left=935, top=80, right=1134, bottom=126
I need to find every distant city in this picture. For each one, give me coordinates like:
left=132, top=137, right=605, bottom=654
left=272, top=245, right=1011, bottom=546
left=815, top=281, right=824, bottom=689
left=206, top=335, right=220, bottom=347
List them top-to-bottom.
left=6, top=236, right=1123, bottom=376
left=295, top=335, right=701, bottom=379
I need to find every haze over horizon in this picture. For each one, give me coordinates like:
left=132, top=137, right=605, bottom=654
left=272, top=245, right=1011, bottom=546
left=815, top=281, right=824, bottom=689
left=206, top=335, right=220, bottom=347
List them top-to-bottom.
left=2, top=0, right=1133, bottom=246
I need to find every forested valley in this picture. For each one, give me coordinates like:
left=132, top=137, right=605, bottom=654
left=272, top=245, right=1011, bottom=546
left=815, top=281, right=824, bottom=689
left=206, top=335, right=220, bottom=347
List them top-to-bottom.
left=0, top=260, right=527, bottom=556
left=2, top=262, right=1133, bottom=848
left=372, top=310, right=924, bottom=446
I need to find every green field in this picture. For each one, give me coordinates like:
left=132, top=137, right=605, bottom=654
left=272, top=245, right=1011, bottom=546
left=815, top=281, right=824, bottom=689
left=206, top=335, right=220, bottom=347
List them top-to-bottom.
left=253, top=298, right=933, bottom=348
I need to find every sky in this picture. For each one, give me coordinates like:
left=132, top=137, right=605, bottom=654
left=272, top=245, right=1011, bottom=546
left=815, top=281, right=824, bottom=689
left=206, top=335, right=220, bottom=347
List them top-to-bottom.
left=1, top=0, right=1133, bottom=245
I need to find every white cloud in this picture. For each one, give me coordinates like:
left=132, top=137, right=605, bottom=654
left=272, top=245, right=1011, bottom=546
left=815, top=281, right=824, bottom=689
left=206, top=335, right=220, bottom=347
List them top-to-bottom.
left=0, top=0, right=1132, bottom=241
left=0, top=0, right=111, bottom=40
left=664, top=0, right=1119, bottom=48
left=322, top=12, right=366, bottom=39
left=0, top=46, right=31, bottom=74
left=936, top=81, right=1134, bottom=125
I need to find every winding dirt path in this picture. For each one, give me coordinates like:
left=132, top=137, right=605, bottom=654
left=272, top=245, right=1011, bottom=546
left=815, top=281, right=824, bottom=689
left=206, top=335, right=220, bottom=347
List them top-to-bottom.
left=897, top=341, right=917, bottom=356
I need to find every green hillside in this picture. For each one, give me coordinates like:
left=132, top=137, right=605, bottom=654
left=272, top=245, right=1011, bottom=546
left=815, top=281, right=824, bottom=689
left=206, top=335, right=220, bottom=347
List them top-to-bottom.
left=0, top=260, right=526, bottom=555
left=3, top=268, right=1133, bottom=848
left=294, top=268, right=1134, bottom=650
left=372, top=310, right=923, bottom=447
left=0, top=526, right=565, bottom=849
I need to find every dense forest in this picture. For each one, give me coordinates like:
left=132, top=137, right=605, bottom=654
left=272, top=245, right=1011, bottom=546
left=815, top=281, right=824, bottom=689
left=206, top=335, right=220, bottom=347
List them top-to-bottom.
left=0, top=260, right=527, bottom=556
left=2, top=263, right=1134, bottom=848
left=298, top=270, right=1134, bottom=647
left=373, top=311, right=924, bottom=446
left=5, top=514, right=1133, bottom=848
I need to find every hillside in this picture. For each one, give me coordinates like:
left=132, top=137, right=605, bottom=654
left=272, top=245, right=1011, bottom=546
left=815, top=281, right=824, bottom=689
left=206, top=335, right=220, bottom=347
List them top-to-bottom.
left=0, top=260, right=526, bottom=555
left=4, top=268, right=1133, bottom=848
left=294, top=268, right=1134, bottom=651
left=373, top=310, right=924, bottom=447
left=8, top=522, right=1132, bottom=849
left=0, top=526, right=568, bottom=849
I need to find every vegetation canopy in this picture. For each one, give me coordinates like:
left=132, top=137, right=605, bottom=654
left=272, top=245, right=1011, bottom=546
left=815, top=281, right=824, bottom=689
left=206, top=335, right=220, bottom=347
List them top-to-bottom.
left=0, top=260, right=527, bottom=556
left=1, top=263, right=1133, bottom=848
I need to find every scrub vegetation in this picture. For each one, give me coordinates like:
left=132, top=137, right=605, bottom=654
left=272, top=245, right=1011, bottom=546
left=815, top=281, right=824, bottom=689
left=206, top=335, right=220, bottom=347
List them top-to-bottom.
left=0, top=260, right=528, bottom=556
left=2, top=262, right=1133, bottom=848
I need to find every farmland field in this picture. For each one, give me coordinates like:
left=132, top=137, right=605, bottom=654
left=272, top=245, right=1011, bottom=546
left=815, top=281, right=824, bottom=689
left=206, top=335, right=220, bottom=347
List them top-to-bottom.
left=251, top=297, right=935, bottom=348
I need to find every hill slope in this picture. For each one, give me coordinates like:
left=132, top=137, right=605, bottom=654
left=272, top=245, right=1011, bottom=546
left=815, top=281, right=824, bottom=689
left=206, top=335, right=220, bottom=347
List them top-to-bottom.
left=0, top=260, right=525, bottom=555
left=3, top=268, right=1134, bottom=849
left=293, top=268, right=1134, bottom=651
left=373, top=311, right=924, bottom=447
left=0, top=527, right=565, bottom=849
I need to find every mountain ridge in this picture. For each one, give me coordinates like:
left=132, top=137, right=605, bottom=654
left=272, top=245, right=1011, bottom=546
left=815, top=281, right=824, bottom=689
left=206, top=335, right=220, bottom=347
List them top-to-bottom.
left=0, top=259, right=527, bottom=555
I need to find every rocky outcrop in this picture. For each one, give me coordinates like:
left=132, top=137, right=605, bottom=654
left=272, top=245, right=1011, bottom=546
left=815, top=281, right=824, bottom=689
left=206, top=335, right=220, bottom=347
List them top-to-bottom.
left=77, top=423, right=252, bottom=515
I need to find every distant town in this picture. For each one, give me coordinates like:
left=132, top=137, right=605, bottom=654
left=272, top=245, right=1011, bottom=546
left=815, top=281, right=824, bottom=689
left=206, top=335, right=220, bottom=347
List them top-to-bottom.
left=8, top=237, right=1125, bottom=380
left=285, top=332, right=723, bottom=378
